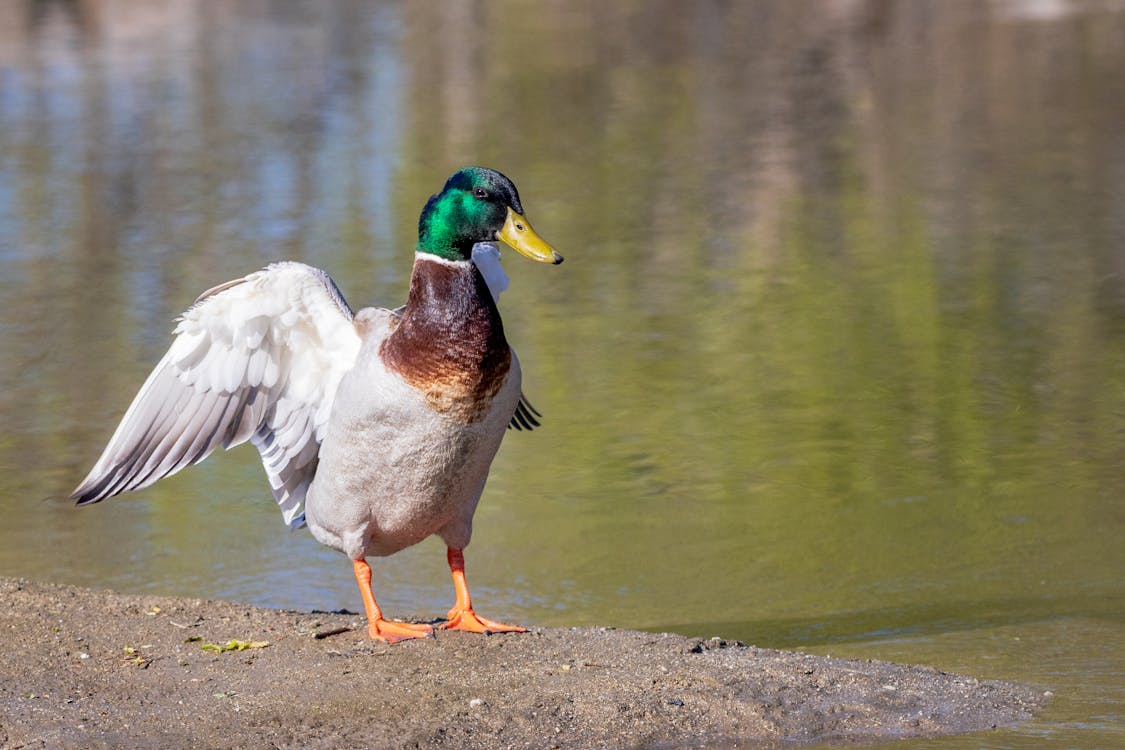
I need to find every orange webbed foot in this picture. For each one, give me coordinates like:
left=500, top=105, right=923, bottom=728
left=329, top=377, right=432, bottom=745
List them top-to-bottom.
left=440, top=547, right=526, bottom=635
left=353, top=558, right=434, bottom=644
left=442, top=607, right=526, bottom=635
left=367, top=619, right=434, bottom=644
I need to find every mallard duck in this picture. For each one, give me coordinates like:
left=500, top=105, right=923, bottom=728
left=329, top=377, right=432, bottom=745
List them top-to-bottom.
left=71, top=167, right=562, bottom=642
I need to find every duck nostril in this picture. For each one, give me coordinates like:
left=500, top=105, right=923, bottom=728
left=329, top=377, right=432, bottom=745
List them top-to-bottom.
left=515, top=223, right=524, bottom=231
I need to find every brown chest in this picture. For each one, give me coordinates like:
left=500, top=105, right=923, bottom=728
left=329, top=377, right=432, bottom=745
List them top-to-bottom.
left=379, top=258, right=512, bottom=421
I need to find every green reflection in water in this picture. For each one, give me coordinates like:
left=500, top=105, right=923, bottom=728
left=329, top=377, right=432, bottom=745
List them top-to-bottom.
left=0, top=2, right=1123, bottom=749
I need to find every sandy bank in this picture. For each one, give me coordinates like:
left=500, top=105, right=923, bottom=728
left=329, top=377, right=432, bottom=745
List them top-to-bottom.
left=0, top=577, right=1046, bottom=749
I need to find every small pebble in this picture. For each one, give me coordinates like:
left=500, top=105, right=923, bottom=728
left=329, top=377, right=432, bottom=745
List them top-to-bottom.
left=469, top=698, right=484, bottom=708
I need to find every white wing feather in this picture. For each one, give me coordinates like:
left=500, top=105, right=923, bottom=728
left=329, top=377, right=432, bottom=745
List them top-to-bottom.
left=471, top=243, right=540, bottom=432
left=71, top=262, right=362, bottom=528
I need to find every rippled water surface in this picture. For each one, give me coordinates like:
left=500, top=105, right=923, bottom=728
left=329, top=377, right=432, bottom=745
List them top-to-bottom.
left=1, top=2, right=1122, bottom=748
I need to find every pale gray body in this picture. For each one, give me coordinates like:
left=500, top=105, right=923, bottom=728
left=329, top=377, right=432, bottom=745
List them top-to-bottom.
left=305, top=307, right=522, bottom=559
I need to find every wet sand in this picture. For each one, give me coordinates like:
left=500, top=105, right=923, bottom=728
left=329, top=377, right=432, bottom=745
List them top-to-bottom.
left=0, top=577, right=1046, bottom=749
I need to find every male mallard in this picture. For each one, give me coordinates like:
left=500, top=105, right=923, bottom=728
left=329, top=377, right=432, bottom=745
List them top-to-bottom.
left=71, top=167, right=562, bottom=642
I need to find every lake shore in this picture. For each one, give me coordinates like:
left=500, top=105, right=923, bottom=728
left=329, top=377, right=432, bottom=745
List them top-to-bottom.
left=0, top=576, right=1046, bottom=749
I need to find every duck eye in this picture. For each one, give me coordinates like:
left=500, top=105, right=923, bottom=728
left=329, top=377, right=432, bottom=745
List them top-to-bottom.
left=473, top=188, right=488, bottom=199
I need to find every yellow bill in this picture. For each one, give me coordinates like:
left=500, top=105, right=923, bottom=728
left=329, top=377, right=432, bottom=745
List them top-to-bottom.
left=498, top=207, right=563, bottom=264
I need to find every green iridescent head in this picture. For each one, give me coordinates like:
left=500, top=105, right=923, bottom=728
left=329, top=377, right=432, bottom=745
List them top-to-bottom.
left=416, top=167, right=563, bottom=265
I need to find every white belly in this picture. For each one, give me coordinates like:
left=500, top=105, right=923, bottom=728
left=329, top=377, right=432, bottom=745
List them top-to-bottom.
left=304, top=352, right=521, bottom=560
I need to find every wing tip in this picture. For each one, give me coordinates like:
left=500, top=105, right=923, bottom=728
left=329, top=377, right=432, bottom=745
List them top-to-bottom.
left=508, top=394, right=542, bottom=431
left=70, top=466, right=120, bottom=506
left=71, top=484, right=106, bottom=506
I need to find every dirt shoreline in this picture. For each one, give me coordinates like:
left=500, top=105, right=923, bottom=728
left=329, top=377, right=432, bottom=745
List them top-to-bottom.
left=0, top=577, right=1046, bottom=749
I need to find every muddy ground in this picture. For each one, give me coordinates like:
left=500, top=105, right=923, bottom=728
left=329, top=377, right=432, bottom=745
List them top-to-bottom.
left=0, top=577, right=1046, bottom=749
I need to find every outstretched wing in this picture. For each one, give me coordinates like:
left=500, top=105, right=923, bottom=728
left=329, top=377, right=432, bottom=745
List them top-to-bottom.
left=71, top=261, right=362, bottom=528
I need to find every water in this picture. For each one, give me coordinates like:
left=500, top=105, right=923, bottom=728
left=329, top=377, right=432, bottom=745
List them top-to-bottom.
left=1, top=1, right=1122, bottom=747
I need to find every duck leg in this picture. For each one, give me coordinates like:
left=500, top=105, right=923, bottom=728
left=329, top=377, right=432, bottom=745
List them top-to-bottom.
left=441, top=547, right=526, bottom=634
left=352, top=559, right=434, bottom=643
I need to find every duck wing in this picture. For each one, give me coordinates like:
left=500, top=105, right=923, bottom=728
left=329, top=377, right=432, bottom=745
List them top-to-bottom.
left=71, top=261, right=362, bottom=528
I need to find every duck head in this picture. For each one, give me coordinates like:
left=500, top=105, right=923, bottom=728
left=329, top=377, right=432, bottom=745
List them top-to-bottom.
left=417, top=167, right=563, bottom=265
